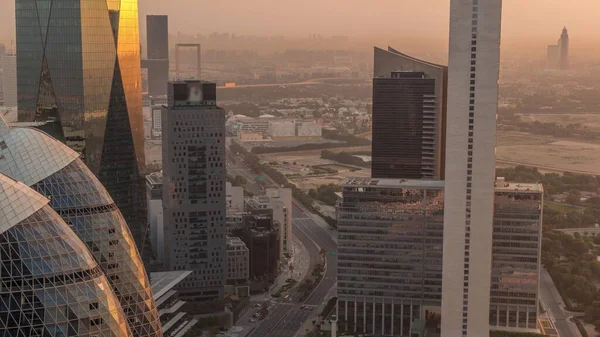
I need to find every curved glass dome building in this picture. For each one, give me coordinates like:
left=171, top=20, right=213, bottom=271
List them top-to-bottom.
left=0, top=118, right=162, bottom=337
left=0, top=173, right=132, bottom=337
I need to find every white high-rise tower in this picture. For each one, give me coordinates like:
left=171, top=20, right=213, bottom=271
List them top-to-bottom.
left=442, top=0, right=502, bottom=337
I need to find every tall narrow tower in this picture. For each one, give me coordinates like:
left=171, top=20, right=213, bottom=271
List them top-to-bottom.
left=15, top=0, right=146, bottom=250
left=442, top=0, right=503, bottom=337
left=559, top=27, right=569, bottom=70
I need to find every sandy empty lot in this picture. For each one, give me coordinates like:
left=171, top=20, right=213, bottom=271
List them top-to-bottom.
left=497, top=131, right=600, bottom=175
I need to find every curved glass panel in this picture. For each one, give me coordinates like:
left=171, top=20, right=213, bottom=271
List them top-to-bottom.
left=32, top=159, right=162, bottom=337
left=33, top=159, right=113, bottom=210
left=0, top=205, right=131, bottom=337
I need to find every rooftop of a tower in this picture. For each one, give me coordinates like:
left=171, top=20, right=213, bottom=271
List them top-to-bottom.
left=340, top=177, right=444, bottom=189
left=495, top=177, right=543, bottom=193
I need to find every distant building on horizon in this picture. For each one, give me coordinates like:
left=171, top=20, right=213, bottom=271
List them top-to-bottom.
left=145, top=15, right=170, bottom=97
left=546, top=27, right=569, bottom=70
left=559, top=27, right=569, bottom=70
left=372, top=47, right=447, bottom=180
left=1, top=52, right=16, bottom=107
left=162, top=80, right=227, bottom=302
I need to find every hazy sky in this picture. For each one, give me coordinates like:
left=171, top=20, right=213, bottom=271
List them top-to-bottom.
left=1, top=1, right=599, bottom=48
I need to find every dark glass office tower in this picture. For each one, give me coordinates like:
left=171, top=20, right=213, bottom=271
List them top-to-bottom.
left=16, top=0, right=146, bottom=249
left=146, top=15, right=169, bottom=96
left=372, top=47, right=447, bottom=180
left=373, top=71, right=436, bottom=179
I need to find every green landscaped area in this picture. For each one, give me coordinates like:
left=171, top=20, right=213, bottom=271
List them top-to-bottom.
left=545, top=201, right=580, bottom=213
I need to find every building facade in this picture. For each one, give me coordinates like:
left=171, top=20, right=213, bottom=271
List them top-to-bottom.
left=15, top=0, right=146, bottom=249
left=442, top=1, right=503, bottom=337
left=145, top=15, right=169, bottom=97
left=559, top=27, right=569, bottom=71
left=372, top=47, right=447, bottom=180
left=1, top=53, right=16, bottom=107
left=372, top=71, right=438, bottom=179
left=162, top=80, right=226, bottom=301
left=0, top=118, right=162, bottom=337
left=147, top=171, right=165, bottom=262
left=0, top=174, right=133, bottom=337
left=337, top=178, right=444, bottom=336
left=490, top=178, right=543, bottom=333
left=226, top=181, right=244, bottom=212
left=246, top=188, right=293, bottom=256
left=225, top=237, right=250, bottom=284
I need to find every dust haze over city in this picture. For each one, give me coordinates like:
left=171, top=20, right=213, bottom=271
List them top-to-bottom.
left=2, top=1, right=600, bottom=337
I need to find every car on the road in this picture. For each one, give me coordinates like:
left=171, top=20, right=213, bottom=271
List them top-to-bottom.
left=249, top=318, right=256, bottom=323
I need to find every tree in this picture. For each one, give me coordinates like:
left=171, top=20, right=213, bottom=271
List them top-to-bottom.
left=567, top=190, right=582, bottom=205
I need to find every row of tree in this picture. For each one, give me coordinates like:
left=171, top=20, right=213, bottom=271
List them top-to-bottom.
left=321, top=150, right=370, bottom=168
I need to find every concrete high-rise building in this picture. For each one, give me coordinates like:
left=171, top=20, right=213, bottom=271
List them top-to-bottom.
left=15, top=0, right=147, bottom=250
left=442, top=1, right=503, bottom=337
left=145, top=15, right=169, bottom=96
left=559, top=27, right=569, bottom=71
left=372, top=47, right=447, bottom=180
left=2, top=52, right=16, bottom=107
left=162, top=80, right=226, bottom=301
left=0, top=118, right=162, bottom=337
left=0, top=173, right=134, bottom=337
left=337, top=177, right=445, bottom=336
left=490, top=178, right=543, bottom=333
left=226, top=181, right=244, bottom=211
left=246, top=187, right=293, bottom=257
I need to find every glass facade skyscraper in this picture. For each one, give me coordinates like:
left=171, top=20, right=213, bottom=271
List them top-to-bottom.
left=15, top=0, right=146, bottom=249
left=372, top=47, right=447, bottom=180
left=0, top=119, right=162, bottom=337
left=0, top=173, right=133, bottom=337
left=337, top=177, right=444, bottom=336
left=490, top=178, right=543, bottom=332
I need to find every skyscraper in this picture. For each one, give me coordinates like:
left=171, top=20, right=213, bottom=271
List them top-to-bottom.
left=15, top=0, right=146, bottom=249
left=442, top=1, right=503, bottom=337
left=145, top=15, right=170, bottom=97
left=559, top=27, right=569, bottom=71
left=372, top=47, right=447, bottom=180
left=162, top=80, right=226, bottom=301
left=0, top=118, right=162, bottom=337
left=0, top=173, right=133, bottom=337
left=337, top=177, right=444, bottom=336
left=490, top=178, right=543, bottom=332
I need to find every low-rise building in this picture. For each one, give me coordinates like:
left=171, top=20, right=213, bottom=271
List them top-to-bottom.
left=225, top=237, right=250, bottom=284
left=150, top=271, right=198, bottom=336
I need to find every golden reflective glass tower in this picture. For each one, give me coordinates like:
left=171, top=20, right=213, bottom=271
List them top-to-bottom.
left=15, top=0, right=146, bottom=251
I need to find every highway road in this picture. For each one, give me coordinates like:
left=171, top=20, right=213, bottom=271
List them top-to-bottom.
left=227, top=151, right=338, bottom=337
left=293, top=206, right=337, bottom=306
left=540, top=268, right=582, bottom=337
